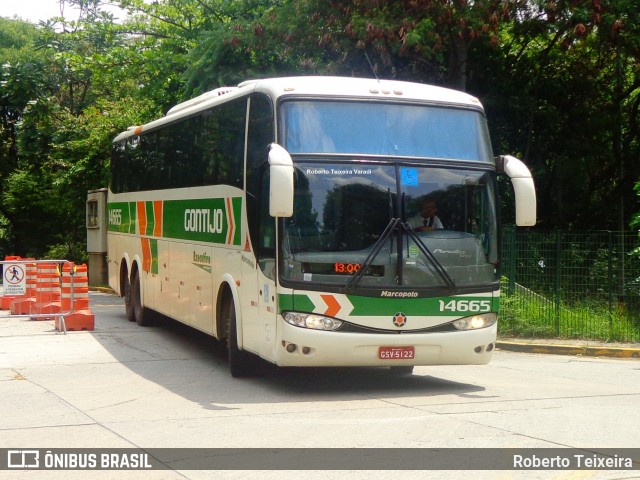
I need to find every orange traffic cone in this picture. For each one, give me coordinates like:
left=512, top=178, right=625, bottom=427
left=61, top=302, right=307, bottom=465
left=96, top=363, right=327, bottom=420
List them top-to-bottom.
left=57, top=263, right=94, bottom=331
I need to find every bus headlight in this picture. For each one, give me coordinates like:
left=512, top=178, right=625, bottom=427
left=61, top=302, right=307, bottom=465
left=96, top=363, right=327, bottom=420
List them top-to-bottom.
left=283, top=312, right=343, bottom=331
left=452, top=313, right=497, bottom=331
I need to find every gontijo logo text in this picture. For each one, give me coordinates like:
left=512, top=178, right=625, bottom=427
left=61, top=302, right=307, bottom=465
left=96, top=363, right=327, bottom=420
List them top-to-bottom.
left=184, top=208, right=225, bottom=233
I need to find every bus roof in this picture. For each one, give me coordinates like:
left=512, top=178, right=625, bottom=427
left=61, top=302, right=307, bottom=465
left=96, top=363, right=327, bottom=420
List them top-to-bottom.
left=114, top=76, right=484, bottom=142
left=249, top=76, right=482, bottom=107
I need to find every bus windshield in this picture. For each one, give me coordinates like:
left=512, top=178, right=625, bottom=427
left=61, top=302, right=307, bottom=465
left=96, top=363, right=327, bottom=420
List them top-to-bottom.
left=280, top=100, right=493, bottom=161
left=280, top=163, right=499, bottom=290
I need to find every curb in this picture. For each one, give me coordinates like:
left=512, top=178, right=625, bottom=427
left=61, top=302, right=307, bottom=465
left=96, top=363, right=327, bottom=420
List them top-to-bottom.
left=89, top=286, right=116, bottom=294
left=496, top=341, right=640, bottom=359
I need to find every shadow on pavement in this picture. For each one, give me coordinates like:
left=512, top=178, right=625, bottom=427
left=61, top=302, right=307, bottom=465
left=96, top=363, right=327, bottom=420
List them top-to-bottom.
left=88, top=292, right=487, bottom=409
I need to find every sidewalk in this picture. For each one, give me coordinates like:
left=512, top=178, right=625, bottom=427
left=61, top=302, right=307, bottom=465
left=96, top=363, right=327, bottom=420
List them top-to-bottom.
left=496, top=337, right=640, bottom=359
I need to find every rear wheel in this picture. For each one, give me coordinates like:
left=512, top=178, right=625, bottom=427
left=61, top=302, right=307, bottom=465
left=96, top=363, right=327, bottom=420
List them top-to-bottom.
left=131, top=269, right=153, bottom=326
left=124, top=277, right=135, bottom=322
left=224, top=296, right=256, bottom=377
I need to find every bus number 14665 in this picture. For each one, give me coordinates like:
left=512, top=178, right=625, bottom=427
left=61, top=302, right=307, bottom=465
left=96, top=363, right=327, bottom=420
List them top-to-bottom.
left=109, top=209, right=122, bottom=226
left=438, top=300, right=491, bottom=312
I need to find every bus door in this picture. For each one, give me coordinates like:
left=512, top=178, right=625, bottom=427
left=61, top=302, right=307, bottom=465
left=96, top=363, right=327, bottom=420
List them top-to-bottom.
left=241, top=165, right=278, bottom=360
left=256, top=215, right=278, bottom=360
left=239, top=220, right=277, bottom=360
left=239, top=247, right=259, bottom=352
left=257, top=268, right=277, bottom=360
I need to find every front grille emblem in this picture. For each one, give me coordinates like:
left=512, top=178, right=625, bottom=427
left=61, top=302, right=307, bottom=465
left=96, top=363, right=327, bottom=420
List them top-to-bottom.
left=393, top=312, right=407, bottom=327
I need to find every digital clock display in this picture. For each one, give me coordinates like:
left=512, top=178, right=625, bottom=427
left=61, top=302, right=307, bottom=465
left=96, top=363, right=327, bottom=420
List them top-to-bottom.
left=301, top=262, right=384, bottom=277
left=333, top=262, right=361, bottom=274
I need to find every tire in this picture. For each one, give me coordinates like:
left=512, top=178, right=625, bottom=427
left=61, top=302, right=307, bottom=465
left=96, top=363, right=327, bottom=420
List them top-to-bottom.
left=131, top=269, right=153, bottom=326
left=124, top=277, right=135, bottom=322
left=225, top=297, right=255, bottom=378
left=389, top=366, right=414, bottom=375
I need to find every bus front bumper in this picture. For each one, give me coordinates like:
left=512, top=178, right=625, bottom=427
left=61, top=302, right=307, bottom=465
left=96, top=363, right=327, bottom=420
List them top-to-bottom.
left=273, top=320, right=497, bottom=367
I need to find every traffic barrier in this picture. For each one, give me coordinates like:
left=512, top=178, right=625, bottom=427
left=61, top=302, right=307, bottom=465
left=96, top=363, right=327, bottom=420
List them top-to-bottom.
left=2, top=256, right=23, bottom=310
left=1, top=258, right=90, bottom=335
left=9, top=260, right=37, bottom=315
left=32, top=262, right=61, bottom=319
left=57, top=263, right=94, bottom=331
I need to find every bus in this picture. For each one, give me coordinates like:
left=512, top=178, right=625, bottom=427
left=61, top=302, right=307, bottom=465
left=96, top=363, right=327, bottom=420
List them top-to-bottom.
left=107, top=76, right=536, bottom=377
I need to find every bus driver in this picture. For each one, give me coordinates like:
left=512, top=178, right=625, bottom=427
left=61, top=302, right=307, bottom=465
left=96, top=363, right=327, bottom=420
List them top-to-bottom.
left=409, top=197, right=443, bottom=232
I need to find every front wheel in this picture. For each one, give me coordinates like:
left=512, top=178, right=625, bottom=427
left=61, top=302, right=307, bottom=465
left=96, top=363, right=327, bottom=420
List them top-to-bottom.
left=225, top=297, right=256, bottom=378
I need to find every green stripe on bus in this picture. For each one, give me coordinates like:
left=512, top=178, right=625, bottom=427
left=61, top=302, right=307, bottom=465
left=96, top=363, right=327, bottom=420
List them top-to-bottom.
left=162, top=198, right=240, bottom=244
left=145, top=201, right=155, bottom=236
left=107, top=202, right=135, bottom=233
left=128, top=202, right=136, bottom=234
left=150, top=238, right=159, bottom=274
left=279, top=293, right=497, bottom=317
left=279, top=294, right=315, bottom=313
left=348, top=295, right=495, bottom=316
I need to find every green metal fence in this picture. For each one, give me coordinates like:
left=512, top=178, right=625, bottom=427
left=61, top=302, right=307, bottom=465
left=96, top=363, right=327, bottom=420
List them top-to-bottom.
left=500, top=228, right=640, bottom=342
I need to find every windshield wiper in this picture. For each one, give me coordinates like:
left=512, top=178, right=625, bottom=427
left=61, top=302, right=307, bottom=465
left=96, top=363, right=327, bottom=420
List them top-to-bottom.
left=343, top=217, right=456, bottom=293
left=344, top=217, right=401, bottom=292
left=401, top=222, right=456, bottom=290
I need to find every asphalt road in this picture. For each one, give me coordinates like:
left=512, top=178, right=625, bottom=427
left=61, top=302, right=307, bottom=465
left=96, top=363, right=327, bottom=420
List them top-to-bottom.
left=0, top=292, right=639, bottom=479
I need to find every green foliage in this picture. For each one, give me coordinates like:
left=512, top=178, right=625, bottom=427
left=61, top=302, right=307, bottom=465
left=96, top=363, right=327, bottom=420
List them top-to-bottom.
left=183, top=0, right=508, bottom=92
left=472, top=1, right=640, bottom=230
left=0, top=2, right=163, bottom=259
left=0, top=19, right=50, bottom=193
left=2, top=168, right=63, bottom=257
left=501, top=228, right=640, bottom=342
left=44, top=242, right=88, bottom=264
left=499, top=277, right=640, bottom=342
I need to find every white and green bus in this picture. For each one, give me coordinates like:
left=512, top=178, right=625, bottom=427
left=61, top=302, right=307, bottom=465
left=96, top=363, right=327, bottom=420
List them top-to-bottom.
left=107, top=76, right=536, bottom=376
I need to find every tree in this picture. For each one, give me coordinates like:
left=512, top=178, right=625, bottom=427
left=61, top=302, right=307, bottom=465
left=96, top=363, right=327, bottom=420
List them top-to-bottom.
left=184, top=0, right=512, bottom=93
left=470, top=0, right=640, bottom=230
left=0, top=4, right=162, bottom=259
left=0, top=19, right=52, bottom=255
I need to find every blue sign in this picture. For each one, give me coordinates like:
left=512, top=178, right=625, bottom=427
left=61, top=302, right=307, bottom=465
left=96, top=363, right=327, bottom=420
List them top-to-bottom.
left=400, top=167, right=419, bottom=186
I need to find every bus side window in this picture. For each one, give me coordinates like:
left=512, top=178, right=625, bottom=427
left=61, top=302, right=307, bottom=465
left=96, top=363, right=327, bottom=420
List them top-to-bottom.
left=201, top=99, right=246, bottom=188
left=110, top=140, right=126, bottom=193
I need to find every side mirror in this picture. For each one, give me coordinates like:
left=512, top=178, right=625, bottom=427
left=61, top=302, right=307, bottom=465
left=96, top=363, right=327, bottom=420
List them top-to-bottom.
left=268, top=143, right=294, bottom=217
left=497, top=155, right=537, bottom=227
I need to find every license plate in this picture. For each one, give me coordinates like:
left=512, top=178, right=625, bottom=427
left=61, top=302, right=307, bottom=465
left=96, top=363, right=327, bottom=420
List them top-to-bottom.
left=378, top=346, right=415, bottom=360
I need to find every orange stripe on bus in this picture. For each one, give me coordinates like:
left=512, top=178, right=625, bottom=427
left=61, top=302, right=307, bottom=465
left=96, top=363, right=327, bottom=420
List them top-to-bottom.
left=226, top=197, right=234, bottom=245
left=137, top=201, right=147, bottom=236
left=141, top=238, right=152, bottom=272
left=321, top=295, right=341, bottom=317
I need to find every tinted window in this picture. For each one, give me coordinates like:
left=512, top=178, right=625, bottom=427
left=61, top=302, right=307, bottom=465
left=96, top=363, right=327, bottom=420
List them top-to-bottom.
left=245, top=93, right=275, bottom=275
left=110, top=97, right=247, bottom=192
